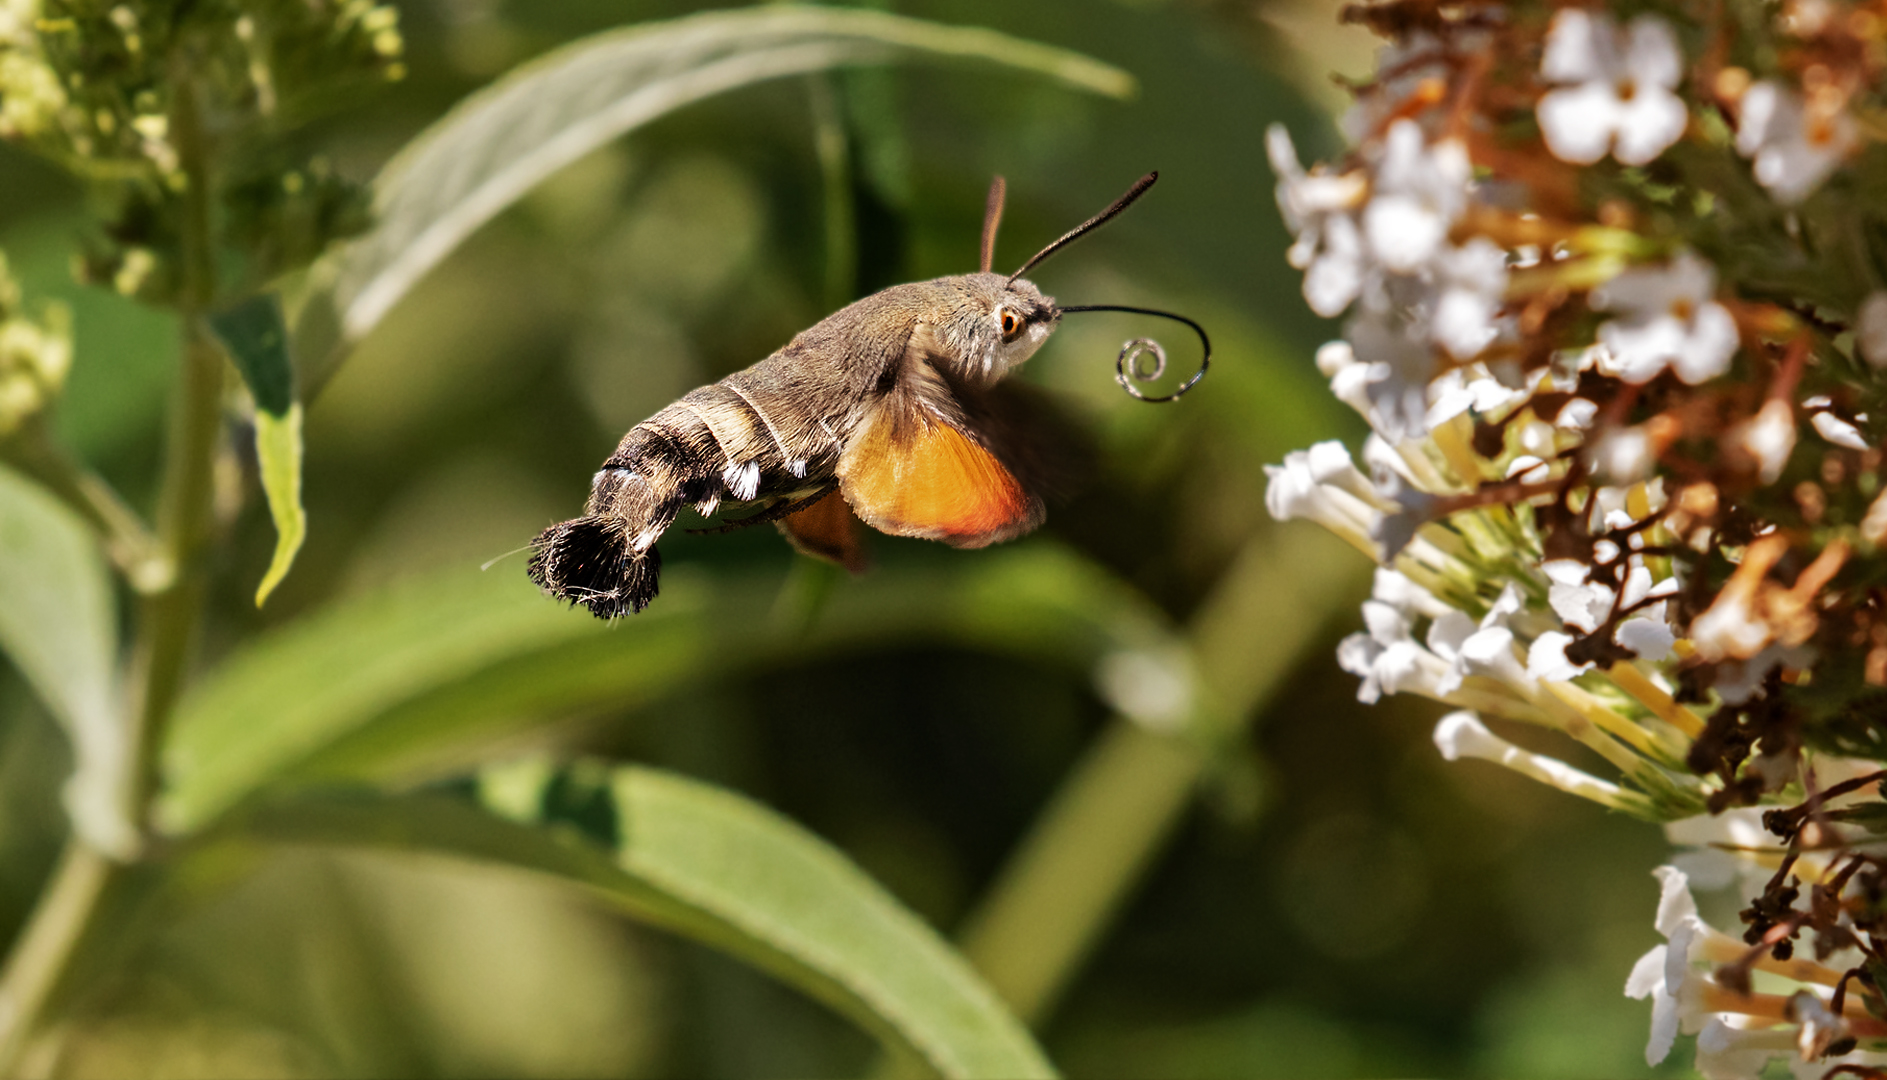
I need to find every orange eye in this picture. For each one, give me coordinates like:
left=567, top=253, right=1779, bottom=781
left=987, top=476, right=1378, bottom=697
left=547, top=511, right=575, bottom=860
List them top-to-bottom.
left=1000, top=310, right=1022, bottom=338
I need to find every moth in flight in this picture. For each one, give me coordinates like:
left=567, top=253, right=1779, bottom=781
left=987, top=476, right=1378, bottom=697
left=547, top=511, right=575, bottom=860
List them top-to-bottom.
left=530, top=172, right=1206, bottom=618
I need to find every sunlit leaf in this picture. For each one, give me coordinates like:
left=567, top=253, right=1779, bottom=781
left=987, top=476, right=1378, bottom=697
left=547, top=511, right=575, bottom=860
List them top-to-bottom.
left=293, top=5, right=1135, bottom=392
left=207, top=295, right=307, bottom=606
left=249, top=405, right=306, bottom=608
left=0, top=463, right=132, bottom=854
left=158, top=546, right=1176, bottom=834
left=158, top=568, right=597, bottom=834
left=240, top=772, right=1057, bottom=1079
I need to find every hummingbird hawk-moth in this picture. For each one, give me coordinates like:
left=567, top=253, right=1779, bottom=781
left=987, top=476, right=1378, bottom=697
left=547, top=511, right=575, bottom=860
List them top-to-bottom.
left=528, top=172, right=1206, bottom=619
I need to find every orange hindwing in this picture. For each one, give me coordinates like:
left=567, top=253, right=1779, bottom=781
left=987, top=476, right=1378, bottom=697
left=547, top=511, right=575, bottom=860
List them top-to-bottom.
left=837, top=406, right=1044, bottom=549
left=776, top=490, right=870, bottom=573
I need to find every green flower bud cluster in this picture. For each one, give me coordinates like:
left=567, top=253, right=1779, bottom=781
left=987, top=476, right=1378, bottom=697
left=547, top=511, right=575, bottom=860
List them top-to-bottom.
left=0, top=0, right=402, bottom=303
left=0, top=252, right=72, bottom=436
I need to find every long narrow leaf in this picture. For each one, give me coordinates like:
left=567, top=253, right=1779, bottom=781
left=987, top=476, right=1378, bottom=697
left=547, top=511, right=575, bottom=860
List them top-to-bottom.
left=293, top=5, right=1134, bottom=392
left=207, top=294, right=308, bottom=605
left=249, top=404, right=306, bottom=607
left=0, top=463, right=131, bottom=854
left=158, top=547, right=1175, bottom=834
left=240, top=775, right=1056, bottom=1079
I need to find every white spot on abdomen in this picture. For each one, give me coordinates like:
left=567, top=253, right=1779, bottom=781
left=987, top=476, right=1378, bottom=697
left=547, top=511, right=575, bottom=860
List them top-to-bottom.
left=721, top=460, right=761, bottom=501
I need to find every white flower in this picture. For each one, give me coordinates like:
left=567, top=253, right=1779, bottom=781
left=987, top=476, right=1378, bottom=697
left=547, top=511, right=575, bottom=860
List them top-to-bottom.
left=1536, top=11, right=1688, bottom=166
left=1735, top=80, right=1856, bottom=204
left=1362, top=120, right=1470, bottom=273
left=1267, top=125, right=1371, bottom=318
left=1430, top=238, right=1510, bottom=360
left=1592, top=252, right=1740, bottom=385
left=1857, top=291, right=1887, bottom=369
left=1347, top=308, right=1439, bottom=440
left=1318, top=339, right=1390, bottom=428
left=1426, top=362, right=1533, bottom=429
left=1556, top=397, right=1599, bottom=430
left=1735, top=399, right=1796, bottom=484
left=1809, top=410, right=1868, bottom=450
left=1586, top=424, right=1657, bottom=482
left=1264, top=441, right=1389, bottom=551
left=1267, top=441, right=1438, bottom=560
left=1365, top=464, right=1437, bottom=558
left=1863, top=487, right=1887, bottom=545
left=1542, top=560, right=1677, bottom=661
left=1616, top=564, right=1677, bottom=662
left=1336, top=569, right=1505, bottom=704
left=1335, top=570, right=1449, bottom=706
left=1428, top=586, right=1536, bottom=696
left=1691, top=589, right=1769, bottom=663
left=1341, top=606, right=1439, bottom=705
left=1616, top=615, right=1675, bottom=662
left=1526, top=631, right=1590, bottom=681
left=1711, top=643, right=1817, bottom=705
left=1433, top=711, right=1632, bottom=806
left=1665, top=808, right=1779, bottom=893
left=1626, top=866, right=1722, bottom=1066
left=1786, top=990, right=1850, bottom=1062
left=1694, top=1020, right=1789, bottom=1080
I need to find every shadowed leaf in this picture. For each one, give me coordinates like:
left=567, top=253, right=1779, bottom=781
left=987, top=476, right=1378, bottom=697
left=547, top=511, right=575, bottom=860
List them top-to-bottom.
left=0, top=463, right=131, bottom=853
left=158, top=546, right=1177, bottom=834
left=240, top=773, right=1056, bottom=1078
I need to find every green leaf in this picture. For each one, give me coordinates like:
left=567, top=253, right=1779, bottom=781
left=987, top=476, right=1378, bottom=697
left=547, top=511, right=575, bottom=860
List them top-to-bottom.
left=292, top=5, right=1134, bottom=392
left=206, top=294, right=307, bottom=605
left=207, top=294, right=293, bottom=416
left=250, top=404, right=305, bottom=607
left=0, top=462, right=132, bottom=854
left=159, top=546, right=1176, bottom=835
left=158, top=567, right=598, bottom=834
left=239, top=772, right=1057, bottom=1079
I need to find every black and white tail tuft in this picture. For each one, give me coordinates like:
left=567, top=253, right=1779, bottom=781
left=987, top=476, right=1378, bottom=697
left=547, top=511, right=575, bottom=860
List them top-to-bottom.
left=527, top=515, right=662, bottom=619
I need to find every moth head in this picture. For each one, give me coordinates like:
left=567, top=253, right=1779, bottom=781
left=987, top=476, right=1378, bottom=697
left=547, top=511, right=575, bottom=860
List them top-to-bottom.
left=920, top=172, right=1162, bottom=388
left=919, top=272, right=1060, bottom=387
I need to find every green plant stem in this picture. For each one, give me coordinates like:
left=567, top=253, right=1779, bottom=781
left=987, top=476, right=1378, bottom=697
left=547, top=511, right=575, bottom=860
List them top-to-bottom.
left=0, top=57, right=225, bottom=1073
left=122, top=57, right=224, bottom=828
left=808, top=72, right=855, bottom=311
left=121, top=325, right=222, bottom=823
left=945, top=527, right=1365, bottom=1035
left=957, top=718, right=1203, bottom=1026
left=0, top=843, right=111, bottom=1070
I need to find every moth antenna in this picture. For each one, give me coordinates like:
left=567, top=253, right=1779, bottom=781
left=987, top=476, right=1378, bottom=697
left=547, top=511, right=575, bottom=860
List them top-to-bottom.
left=1008, top=171, right=1157, bottom=284
left=979, top=175, right=1006, bottom=274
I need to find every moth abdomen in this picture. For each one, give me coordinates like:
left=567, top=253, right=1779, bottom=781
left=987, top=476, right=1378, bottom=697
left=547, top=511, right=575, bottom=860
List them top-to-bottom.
left=528, top=426, right=699, bottom=617
left=526, top=505, right=664, bottom=619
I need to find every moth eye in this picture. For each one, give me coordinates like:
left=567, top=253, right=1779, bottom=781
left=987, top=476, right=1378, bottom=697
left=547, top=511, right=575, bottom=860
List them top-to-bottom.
left=999, top=310, right=1023, bottom=338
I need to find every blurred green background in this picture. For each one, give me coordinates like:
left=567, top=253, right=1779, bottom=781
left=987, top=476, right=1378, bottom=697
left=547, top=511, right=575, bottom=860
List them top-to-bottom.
left=0, top=0, right=1685, bottom=1076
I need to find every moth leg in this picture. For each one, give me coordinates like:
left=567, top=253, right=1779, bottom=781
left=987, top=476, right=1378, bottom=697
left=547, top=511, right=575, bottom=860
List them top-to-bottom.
left=686, top=483, right=839, bottom=535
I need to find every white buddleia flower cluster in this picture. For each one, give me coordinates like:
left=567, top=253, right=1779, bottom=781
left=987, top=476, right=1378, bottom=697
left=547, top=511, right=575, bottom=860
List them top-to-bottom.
left=1265, top=0, right=1887, bottom=1075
